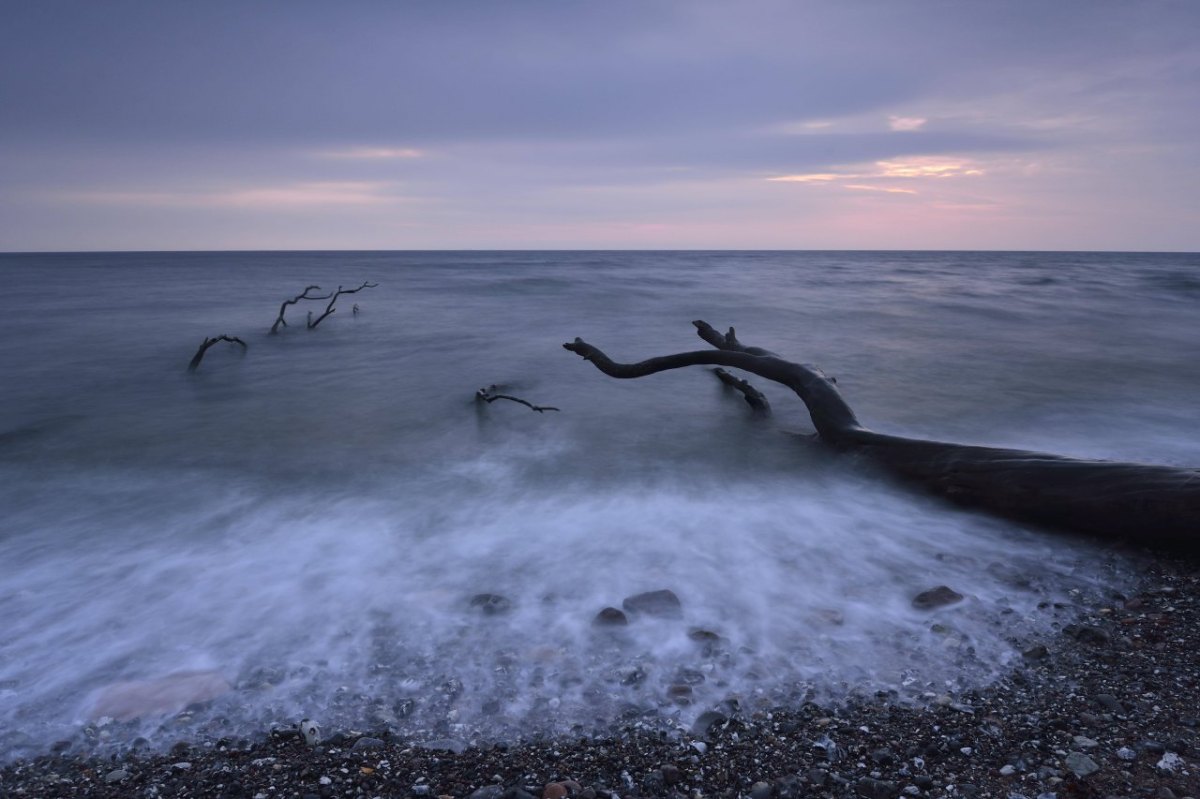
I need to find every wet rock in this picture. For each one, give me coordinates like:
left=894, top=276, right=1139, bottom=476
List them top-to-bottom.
left=911, top=586, right=964, bottom=610
left=622, top=589, right=683, bottom=618
left=470, top=594, right=513, bottom=615
left=593, top=607, right=628, bottom=626
left=1067, top=624, right=1111, bottom=646
left=687, top=628, right=721, bottom=643
left=1022, top=644, right=1049, bottom=661
left=89, top=670, right=231, bottom=721
left=667, top=684, right=693, bottom=704
left=1093, top=693, right=1124, bottom=713
left=691, top=710, right=727, bottom=738
left=1072, top=735, right=1098, bottom=750
left=350, top=736, right=385, bottom=752
left=420, top=738, right=468, bottom=754
left=1116, top=746, right=1137, bottom=761
left=1064, top=752, right=1100, bottom=777
left=1156, top=752, right=1185, bottom=774
left=660, top=763, right=682, bottom=785
left=104, top=768, right=129, bottom=784
left=856, top=776, right=897, bottom=799
left=749, top=781, right=772, bottom=799
left=542, top=782, right=568, bottom=799
left=468, top=787, right=504, bottom=799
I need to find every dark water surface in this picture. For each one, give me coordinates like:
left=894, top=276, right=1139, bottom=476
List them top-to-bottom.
left=0, top=250, right=1197, bottom=760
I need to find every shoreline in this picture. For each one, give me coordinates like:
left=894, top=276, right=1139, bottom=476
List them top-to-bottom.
left=2, top=556, right=1197, bottom=798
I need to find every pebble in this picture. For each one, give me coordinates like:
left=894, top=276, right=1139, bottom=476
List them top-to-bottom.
left=911, top=586, right=964, bottom=610
left=621, top=589, right=683, bottom=618
left=593, top=607, right=628, bottom=626
left=1071, top=735, right=1098, bottom=749
left=350, top=736, right=385, bottom=752
left=1116, top=746, right=1137, bottom=760
left=1156, top=751, right=1185, bottom=773
left=1063, top=752, right=1100, bottom=778
left=999, top=764, right=1016, bottom=776
left=103, top=769, right=129, bottom=784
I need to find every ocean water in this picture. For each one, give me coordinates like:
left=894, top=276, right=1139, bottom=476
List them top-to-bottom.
left=0, top=250, right=1197, bottom=760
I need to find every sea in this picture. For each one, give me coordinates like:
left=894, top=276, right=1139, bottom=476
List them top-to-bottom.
left=0, top=250, right=1197, bottom=761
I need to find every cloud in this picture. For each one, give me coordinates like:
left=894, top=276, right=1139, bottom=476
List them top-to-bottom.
left=888, top=116, right=927, bottom=131
left=320, top=147, right=425, bottom=160
left=766, top=156, right=986, bottom=186
left=764, top=173, right=841, bottom=183
left=59, top=181, right=405, bottom=210
left=844, top=184, right=918, bottom=194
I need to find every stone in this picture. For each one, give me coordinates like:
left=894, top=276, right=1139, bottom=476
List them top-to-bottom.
left=912, top=586, right=964, bottom=610
left=622, top=589, right=683, bottom=618
left=470, top=594, right=512, bottom=615
left=593, top=607, right=628, bottom=626
left=1068, top=625, right=1111, bottom=646
left=687, top=628, right=721, bottom=643
left=1022, top=645, right=1049, bottom=661
left=89, top=670, right=231, bottom=721
left=1093, top=693, right=1124, bottom=713
left=691, top=710, right=727, bottom=738
left=299, top=719, right=321, bottom=745
left=350, top=736, right=385, bottom=752
left=1072, top=736, right=1099, bottom=750
left=420, top=738, right=468, bottom=754
left=1116, top=746, right=1136, bottom=761
left=1064, top=752, right=1100, bottom=778
left=1157, top=752, right=1185, bottom=774
left=660, top=764, right=681, bottom=785
left=999, top=765, right=1016, bottom=776
left=104, top=769, right=129, bottom=784
left=856, top=776, right=897, bottom=799
left=749, top=781, right=772, bottom=799
left=542, top=783, right=568, bottom=799
left=467, top=788, right=504, bottom=799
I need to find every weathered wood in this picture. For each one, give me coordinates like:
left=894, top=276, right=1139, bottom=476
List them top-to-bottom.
left=307, top=281, right=378, bottom=329
left=270, top=285, right=330, bottom=334
left=565, top=321, right=1200, bottom=551
left=187, top=335, right=248, bottom=372
left=712, top=367, right=770, bottom=414
left=476, top=385, right=560, bottom=413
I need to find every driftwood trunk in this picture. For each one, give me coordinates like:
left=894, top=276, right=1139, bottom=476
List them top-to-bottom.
left=565, top=320, right=1200, bottom=552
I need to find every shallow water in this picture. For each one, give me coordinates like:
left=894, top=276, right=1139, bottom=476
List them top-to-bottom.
left=0, top=250, right=1196, bottom=760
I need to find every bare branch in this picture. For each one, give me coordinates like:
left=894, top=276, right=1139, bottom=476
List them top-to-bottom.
left=308, top=281, right=379, bottom=329
left=270, top=285, right=331, bottom=334
left=566, top=320, right=1200, bottom=549
left=187, top=335, right=248, bottom=372
left=712, top=367, right=770, bottom=414
left=475, top=385, right=560, bottom=413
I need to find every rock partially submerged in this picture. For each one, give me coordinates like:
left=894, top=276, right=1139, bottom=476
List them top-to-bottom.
left=911, top=585, right=964, bottom=610
left=621, top=589, right=683, bottom=618
left=89, top=670, right=231, bottom=722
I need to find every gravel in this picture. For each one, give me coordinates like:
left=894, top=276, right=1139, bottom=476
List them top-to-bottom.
left=2, top=556, right=1197, bottom=799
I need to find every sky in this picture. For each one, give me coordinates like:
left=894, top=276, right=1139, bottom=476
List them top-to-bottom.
left=1, top=0, right=1197, bottom=251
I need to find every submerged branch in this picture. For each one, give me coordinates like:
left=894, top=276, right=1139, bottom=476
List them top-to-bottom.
left=308, top=281, right=378, bottom=330
left=270, top=286, right=331, bottom=334
left=565, top=320, right=1200, bottom=550
left=187, top=335, right=248, bottom=372
left=712, top=367, right=770, bottom=414
left=476, top=385, right=560, bottom=413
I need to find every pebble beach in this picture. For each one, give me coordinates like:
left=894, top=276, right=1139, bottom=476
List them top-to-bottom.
left=4, top=552, right=1196, bottom=799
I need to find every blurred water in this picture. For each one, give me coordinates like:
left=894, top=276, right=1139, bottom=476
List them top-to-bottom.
left=0, top=250, right=1196, bottom=760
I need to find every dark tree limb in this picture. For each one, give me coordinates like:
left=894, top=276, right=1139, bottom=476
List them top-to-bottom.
left=308, top=281, right=379, bottom=329
left=270, top=285, right=331, bottom=334
left=565, top=322, right=1200, bottom=551
left=188, top=335, right=248, bottom=372
left=712, top=367, right=771, bottom=414
left=476, top=385, right=560, bottom=413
